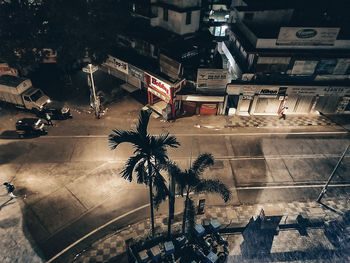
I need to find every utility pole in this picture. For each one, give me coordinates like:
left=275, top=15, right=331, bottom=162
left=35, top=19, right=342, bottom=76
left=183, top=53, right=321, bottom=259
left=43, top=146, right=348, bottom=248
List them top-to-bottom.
left=82, top=64, right=99, bottom=119
left=317, top=144, right=349, bottom=203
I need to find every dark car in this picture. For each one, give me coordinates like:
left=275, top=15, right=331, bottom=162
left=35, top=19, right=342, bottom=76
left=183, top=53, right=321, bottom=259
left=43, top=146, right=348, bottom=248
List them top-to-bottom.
left=38, top=101, right=72, bottom=120
left=15, top=118, right=47, bottom=138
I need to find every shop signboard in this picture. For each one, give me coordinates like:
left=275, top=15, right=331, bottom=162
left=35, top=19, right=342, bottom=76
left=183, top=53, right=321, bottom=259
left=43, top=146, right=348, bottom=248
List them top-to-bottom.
left=277, top=27, right=340, bottom=46
left=159, top=54, right=181, bottom=81
left=102, top=55, right=128, bottom=74
left=333, top=58, right=350, bottom=75
left=315, top=59, right=337, bottom=74
left=291, top=60, right=318, bottom=75
left=0, top=63, right=18, bottom=76
left=129, top=65, right=144, bottom=82
left=197, top=69, right=228, bottom=92
left=149, top=74, right=171, bottom=98
left=288, top=86, right=350, bottom=96
left=148, top=87, right=170, bottom=103
left=258, top=87, right=279, bottom=98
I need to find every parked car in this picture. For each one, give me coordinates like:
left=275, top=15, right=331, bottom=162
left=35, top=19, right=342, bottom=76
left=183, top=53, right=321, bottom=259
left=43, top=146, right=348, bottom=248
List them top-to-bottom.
left=37, top=101, right=72, bottom=120
left=15, top=118, right=47, bottom=138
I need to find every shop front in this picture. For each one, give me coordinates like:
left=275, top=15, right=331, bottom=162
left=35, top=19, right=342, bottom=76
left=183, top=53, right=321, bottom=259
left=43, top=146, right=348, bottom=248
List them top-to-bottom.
left=144, top=73, right=185, bottom=120
left=251, top=87, right=285, bottom=115
left=180, top=95, right=226, bottom=116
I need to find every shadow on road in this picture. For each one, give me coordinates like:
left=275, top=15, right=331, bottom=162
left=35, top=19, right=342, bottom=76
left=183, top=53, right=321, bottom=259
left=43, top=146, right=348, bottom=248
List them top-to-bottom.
left=0, top=141, right=35, bottom=164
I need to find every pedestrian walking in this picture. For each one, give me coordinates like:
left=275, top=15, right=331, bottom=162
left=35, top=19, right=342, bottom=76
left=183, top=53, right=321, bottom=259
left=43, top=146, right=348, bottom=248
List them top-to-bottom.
left=279, top=106, right=288, bottom=120
left=45, top=112, right=53, bottom=126
left=3, top=182, right=16, bottom=198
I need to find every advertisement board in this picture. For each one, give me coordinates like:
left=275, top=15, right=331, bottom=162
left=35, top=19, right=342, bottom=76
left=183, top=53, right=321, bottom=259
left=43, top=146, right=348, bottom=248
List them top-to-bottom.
left=277, top=27, right=340, bottom=46
left=102, top=55, right=128, bottom=74
left=315, top=59, right=337, bottom=75
left=333, top=59, right=350, bottom=75
left=291, top=60, right=318, bottom=75
left=0, top=63, right=18, bottom=77
left=129, top=64, right=144, bottom=82
left=197, top=69, right=228, bottom=92
left=148, top=74, right=171, bottom=99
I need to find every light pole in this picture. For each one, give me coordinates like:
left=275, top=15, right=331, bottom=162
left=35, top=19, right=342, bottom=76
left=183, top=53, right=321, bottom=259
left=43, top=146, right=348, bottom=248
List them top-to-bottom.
left=82, top=64, right=100, bottom=118
left=317, top=143, right=349, bottom=203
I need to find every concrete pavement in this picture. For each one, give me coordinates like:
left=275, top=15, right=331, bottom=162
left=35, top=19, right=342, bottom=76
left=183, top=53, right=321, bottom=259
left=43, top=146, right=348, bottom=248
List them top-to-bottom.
left=1, top=93, right=350, bottom=263
left=74, top=194, right=350, bottom=263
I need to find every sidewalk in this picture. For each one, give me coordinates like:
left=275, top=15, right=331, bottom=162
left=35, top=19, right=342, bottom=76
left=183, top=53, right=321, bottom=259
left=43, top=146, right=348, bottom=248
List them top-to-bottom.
left=0, top=184, right=44, bottom=263
left=74, top=195, right=349, bottom=263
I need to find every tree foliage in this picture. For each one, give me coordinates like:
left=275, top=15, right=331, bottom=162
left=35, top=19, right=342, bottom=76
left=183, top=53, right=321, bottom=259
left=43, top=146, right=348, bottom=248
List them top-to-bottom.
left=0, top=0, right=130, bottom=72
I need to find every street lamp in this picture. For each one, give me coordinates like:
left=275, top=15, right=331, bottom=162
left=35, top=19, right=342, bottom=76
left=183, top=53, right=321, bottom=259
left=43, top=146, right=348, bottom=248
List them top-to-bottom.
left=82, top=64, right=100, bottom=119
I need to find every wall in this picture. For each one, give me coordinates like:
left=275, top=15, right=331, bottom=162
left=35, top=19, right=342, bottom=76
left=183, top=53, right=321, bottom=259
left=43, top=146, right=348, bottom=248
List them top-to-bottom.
left=159, top=0, right=200, bottom=8
left=154, top=7, right=200, bottom=35
left=237, top=9, right=294, bottom=26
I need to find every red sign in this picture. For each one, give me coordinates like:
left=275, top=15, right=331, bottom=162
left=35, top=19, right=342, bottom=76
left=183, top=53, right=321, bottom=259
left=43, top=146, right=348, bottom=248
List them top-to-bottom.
left=0, top=63, right=18, bottom=76
left=150, top=76, right=171, bottom=96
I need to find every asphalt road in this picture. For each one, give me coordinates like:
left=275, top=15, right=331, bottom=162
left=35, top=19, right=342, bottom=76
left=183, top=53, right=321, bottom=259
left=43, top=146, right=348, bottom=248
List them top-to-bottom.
left=0, top=99, right=349, bottom=262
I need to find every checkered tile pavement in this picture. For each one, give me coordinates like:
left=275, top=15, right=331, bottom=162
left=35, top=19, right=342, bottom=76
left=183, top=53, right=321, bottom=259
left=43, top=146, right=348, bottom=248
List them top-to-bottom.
left=227, top=115, right=335, bottom=128
left=74, top=197, right=349, bottom=263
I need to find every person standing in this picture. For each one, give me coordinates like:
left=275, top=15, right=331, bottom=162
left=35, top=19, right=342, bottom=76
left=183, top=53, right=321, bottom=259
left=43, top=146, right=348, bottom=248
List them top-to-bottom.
left=279, top=105, right=288, bottom=120
left=45, top=112, right=53, bottom=126
left=3, top=182, right=16, bottom=198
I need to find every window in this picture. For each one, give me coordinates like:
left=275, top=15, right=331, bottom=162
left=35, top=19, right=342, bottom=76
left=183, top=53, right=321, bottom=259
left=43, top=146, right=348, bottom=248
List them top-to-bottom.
left=163, top=8, right=168, bottom=21
left=186, top=11, right=191, bottom=25
left=244, top=12, right=254, bottom=20
left=24, top=96, right=31, bottom=102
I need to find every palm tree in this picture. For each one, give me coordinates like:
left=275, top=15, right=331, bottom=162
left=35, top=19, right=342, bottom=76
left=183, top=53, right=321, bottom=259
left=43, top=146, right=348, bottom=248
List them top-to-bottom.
left=108, top=110, right=180, bottom=237
left=168, top=153, right=232, bottom=234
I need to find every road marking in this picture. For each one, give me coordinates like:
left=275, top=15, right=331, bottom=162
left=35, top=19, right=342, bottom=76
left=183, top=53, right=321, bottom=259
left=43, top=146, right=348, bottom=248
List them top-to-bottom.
left=35, top=130, right=349, bottom=139
left=236, top=183, right=350, bottom=190
left=46, top=203, right=150, bottom=263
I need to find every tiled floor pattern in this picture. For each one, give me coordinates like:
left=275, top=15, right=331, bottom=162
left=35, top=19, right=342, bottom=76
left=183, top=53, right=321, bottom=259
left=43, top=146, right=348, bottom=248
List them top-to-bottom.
left=227, top=115, right=335, bottom=128
left=75, top=198, right=349, bottom=263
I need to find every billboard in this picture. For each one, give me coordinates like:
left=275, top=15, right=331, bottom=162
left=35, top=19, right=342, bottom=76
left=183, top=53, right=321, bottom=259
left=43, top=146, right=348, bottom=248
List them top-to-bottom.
left=277, top=27, right=340, bottom=46
left=102, top=55, right=128, bottom=74
left=315, top=59, right=337, bottom=75
left=333, top=59, right=350, bottom=75
left=291, top=60, right=318, bottom=75
left=129, top=64, right=144, bottom=82
left=197, top=69, right=228, bottom=93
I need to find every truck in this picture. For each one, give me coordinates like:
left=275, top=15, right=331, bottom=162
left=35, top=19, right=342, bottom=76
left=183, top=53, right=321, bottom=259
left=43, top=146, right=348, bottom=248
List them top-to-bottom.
left=0, top=74, right=71, bottom=119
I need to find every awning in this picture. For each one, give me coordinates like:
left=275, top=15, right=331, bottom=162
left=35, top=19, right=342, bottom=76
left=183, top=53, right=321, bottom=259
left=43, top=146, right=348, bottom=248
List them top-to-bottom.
left=179, top=94, right=225, bottom=102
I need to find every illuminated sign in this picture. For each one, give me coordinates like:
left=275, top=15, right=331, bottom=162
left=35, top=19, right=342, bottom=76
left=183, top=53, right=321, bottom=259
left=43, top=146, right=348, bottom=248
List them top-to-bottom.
left=150, top=76, right=171, bottom=96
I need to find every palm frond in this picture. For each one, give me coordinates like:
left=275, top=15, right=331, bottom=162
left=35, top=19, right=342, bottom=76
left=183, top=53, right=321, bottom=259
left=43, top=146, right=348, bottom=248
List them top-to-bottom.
left=136, top=110, right=151, bottom=138
left=108, top=129, right=140, bottom=150
left=156, top=133, right=180, bottom=149
left=191, top=153, right=214, bottom=177
left=120, top=155, right=144, bottom=182
left=135, top=160, right=148, bottom=184
left=153, top=169, right=170, bottom=209
left=194, top=179, right=232, bottom=202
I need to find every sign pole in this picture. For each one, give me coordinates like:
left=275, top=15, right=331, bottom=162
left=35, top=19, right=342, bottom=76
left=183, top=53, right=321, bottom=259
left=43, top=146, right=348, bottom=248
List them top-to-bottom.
left=83, top=64, right=99, bottom=119
left=317, top=144, right=349, bottom=203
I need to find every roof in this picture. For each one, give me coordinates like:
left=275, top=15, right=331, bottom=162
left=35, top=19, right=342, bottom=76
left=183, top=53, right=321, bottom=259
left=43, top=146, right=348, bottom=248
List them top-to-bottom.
left=228, top=24, right=350, bottom=55
left=109, top=47, right=158, bottom=72
left=0, top=75, right=27, bottom=87
left=229, top=77, right=350, bottom=87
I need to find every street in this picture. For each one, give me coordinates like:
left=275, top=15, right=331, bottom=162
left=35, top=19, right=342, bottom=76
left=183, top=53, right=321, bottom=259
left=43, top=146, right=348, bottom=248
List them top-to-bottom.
left=0, top=96, right=349, bottom=261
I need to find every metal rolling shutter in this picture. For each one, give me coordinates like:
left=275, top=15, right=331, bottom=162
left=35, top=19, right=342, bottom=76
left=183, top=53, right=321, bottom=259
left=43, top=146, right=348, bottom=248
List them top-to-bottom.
left=294, top=96, right=314, bottom=113
left=316, top=96, right=341, bottom=113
